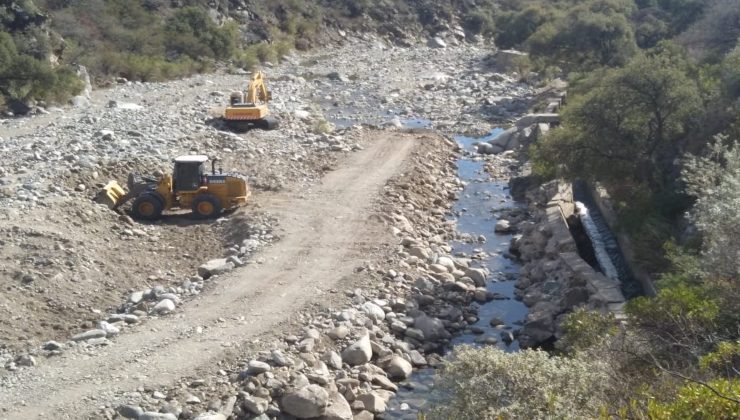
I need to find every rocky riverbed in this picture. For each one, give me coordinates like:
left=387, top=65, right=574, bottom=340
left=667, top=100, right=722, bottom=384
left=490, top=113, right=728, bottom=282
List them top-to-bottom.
left=0, top=36, right=555, bottom=419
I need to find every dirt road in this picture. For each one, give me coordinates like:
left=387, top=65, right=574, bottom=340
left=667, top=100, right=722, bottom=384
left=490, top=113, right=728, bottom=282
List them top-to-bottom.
left=0, top=132, right=416, bottom=419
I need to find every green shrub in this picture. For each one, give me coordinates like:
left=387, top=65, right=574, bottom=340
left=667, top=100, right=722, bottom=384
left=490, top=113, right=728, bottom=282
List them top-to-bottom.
left=165, top=7, right=237, bottom=60
left=527, top=7, right=638, bottom=70
left=463, top=10, right=495, bottom=36
left=533, top=47, right=702, bottom=191
left=656, top=242, right=704, bottom=289
left=626, top=285, right=720, bottom=362
left=560, top=308, right=617, bottom=353
left=700, top=341, right=740, bottom=376
left=433, top=346, right=612, bottom=419
left=645, top=378, right=740, bottom=419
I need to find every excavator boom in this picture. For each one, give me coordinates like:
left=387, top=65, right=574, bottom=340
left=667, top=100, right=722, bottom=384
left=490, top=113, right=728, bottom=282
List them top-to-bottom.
left=245, top=71, right=271, bottom=103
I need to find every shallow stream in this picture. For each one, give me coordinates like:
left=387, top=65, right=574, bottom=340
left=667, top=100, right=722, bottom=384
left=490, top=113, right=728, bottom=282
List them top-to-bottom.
left=383, top=128, right=528, bottom=418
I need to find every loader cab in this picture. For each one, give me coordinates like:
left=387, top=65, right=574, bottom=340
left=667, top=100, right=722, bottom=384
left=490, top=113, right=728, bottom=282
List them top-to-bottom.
left=173, top=155, right=209, bottom=192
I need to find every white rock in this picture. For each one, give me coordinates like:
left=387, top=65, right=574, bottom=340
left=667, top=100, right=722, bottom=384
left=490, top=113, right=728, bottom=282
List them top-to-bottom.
left=428, top=37, right=447, bottom=48
left=294, top=110, right=311, bottom=120
left=495, top=219, right=513, bottom=233
left=436, top=256, right=456, bottom=271
left=197, top=258, right=235, bottom=279
left=465, top=268, right=488, bottom=287
left=129, top=291, right=144, bottom=304
left=152, top=299, right=176, bottom=314
left=360, top=302, right=385, bottom=322
left=99, top=321, right=120, bottom=336
left=71, top=329, right=106, bottom=342
left=341, top=334, right=372, bottom=366
left=384, top=356, right=412, bottom=380
left=247, top=360, right=271, bottom=375
left=281, top=384, right=329, bottom=418
left=323, top=391, right=352, bottom=420
left=357, top=392, right=387, bottom=413
left=242, top=395, right=269, bottom=415
left=139, top=413, right=177, bottom=420
left=193, top=413, right=226, bottom=420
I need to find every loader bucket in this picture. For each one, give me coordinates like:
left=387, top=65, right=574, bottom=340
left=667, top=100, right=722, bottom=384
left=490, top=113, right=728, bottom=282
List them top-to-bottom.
left=95, top=180, right=127, bottom=209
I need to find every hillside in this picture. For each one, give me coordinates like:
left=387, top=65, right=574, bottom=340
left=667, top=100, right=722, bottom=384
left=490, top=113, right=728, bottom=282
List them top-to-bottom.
left=1, top=0, right=498, bottom=113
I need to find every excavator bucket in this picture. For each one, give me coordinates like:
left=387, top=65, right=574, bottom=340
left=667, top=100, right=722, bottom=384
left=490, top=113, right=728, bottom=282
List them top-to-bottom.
left=95, top=180, right=127, bottom=209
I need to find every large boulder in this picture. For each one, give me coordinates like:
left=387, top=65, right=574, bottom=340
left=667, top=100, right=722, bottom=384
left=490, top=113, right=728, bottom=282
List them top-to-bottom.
left=428, top=37, right=447, bottom=48
left=493, top=49, right=529, bottom=73
left=488, top=127, right=517, bottom=148
left=495, top=219, right=514, bottom=234
left=197, top=258, right=234, bottom=279
left=464, top=268, right=488, bottom=287
left=152, top=299, right=176, bottom=314
left=360, top=302, right=385, bottom=322
left=519, top=312, right=555, bottom=348
left=413, top=314, right=449, bottom=341
left=341, top=335, right=372, bottom=366
left=384, top=356, right=412, bottom=380
left=246, top=360, right=271, bottom=375
left=281, top=384, right=329, bottom=418
left=323, top=391, right=352, bottom=420
left=357, top=392, right=387, bottom=414
left=242, top=395, right=269, bottom=415
left=117, top=405, right=143, bottom=419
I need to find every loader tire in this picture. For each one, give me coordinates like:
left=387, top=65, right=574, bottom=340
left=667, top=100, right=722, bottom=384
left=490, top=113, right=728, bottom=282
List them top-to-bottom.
left=131, top=194, right=164, bottom=221
left=192, top=194, right=221, bottom=219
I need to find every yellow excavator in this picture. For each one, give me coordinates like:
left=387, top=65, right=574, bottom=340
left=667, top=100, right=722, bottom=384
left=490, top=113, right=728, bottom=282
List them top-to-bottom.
left=223, top=71, right=279, bottom=132
left=95, top=155, right=250, bottom=220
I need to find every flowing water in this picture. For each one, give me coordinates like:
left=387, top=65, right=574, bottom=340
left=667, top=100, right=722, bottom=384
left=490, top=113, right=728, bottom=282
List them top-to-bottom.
left=383, top=128, right=529, bottom=418
left=572, top=182, right=644, bottom=298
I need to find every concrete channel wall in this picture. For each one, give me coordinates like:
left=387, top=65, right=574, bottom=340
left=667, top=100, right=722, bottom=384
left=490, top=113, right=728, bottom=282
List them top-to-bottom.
left=546, top=183, right=627, bottom=317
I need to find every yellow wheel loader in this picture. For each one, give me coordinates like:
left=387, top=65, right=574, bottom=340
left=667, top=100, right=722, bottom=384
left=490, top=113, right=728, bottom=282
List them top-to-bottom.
left=223, top=70, right=279, bottom=132
left=95, top=155, right=250, bottom=220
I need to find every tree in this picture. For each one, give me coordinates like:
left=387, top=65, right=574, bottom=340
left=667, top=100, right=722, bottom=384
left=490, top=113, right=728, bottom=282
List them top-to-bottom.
left=678, top=0, right=740, bottom=62
left=526, top=1, right=638, bottom=70
left=494, top=5, right=550, bottom=49
left=0, top=30, right=81, bottom=106
left=532, top=46, right=702, bottom=192
left=720, top=46, right=740, bottom=100
left=682, top=135, right=740, bottom=281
